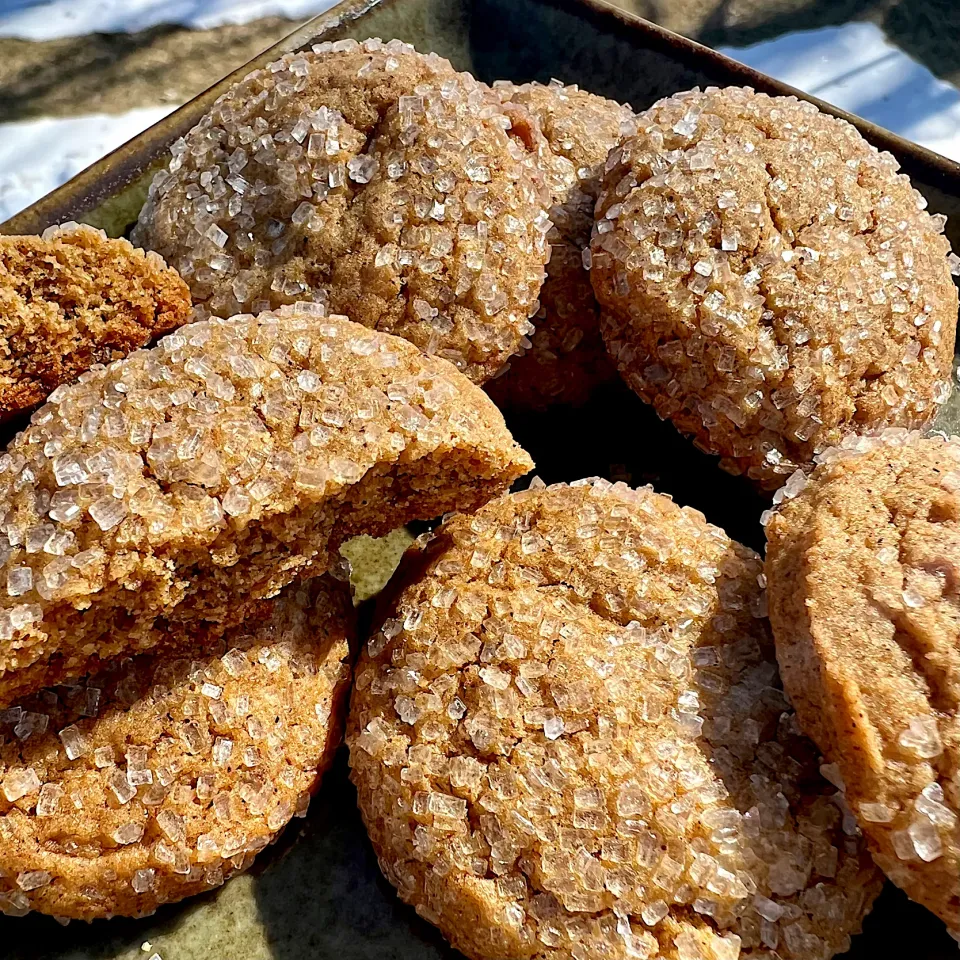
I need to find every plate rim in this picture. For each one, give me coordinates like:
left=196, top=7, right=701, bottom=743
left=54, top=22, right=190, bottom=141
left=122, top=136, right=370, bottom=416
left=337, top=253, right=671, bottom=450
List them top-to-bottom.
left=2, top=0, right=960, bottom=237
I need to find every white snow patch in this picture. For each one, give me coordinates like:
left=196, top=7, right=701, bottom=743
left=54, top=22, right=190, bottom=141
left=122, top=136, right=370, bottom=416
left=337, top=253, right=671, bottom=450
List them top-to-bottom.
left=0, top=0, right=337, bottom=41
left=2, top=19, right=960, bottom=225
left=720, top=22, right=960, bottom=162
left=0, top=106, right=173, bottom=223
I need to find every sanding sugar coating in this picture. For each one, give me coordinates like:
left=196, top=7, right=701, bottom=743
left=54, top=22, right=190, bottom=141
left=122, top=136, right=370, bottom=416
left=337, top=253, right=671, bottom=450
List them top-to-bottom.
left=132, top=38, right=552, bottom=384
left=486, top=81, right=633, bottom=411
left=590, top=86, right=959, bottom=490
left=0, top=222, right=191, bottom=423
left=0, top=308, right=532, bottom=708
left=765, top=431, right=960, bottom=929
left=348, top=479, right=882, bottom=960
left=0, top=576, right=353, bottom=920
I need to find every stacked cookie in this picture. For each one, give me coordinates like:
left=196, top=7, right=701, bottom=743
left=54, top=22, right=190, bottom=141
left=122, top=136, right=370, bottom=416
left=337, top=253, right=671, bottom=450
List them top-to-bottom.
left=0, top=33, right=956, bottom=959
left=0, top=276, right=531, bottom=916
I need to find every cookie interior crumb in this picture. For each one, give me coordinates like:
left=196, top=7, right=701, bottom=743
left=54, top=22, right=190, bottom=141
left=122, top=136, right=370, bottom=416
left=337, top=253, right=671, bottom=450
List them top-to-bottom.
left=0, top=222, right=192, bottom=422
left=0, top=309, right=532, bottom=708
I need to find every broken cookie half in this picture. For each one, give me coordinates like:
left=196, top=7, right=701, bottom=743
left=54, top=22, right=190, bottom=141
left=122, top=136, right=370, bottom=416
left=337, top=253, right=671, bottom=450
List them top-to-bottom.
left=0, top=308, right=532, bottom=707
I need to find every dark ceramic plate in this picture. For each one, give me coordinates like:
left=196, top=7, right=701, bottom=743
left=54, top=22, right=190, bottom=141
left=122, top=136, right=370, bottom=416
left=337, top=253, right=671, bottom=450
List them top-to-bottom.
left=2, top=2, right=958, bottom=958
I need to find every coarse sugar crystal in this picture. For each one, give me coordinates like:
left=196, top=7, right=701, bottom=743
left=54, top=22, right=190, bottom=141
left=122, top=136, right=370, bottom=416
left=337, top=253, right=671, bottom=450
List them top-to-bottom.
left=132, top=46, right=550, bottom=386
left=0, top=309, right=530, bottom=709
left=348, top=479, right=882, bottom=959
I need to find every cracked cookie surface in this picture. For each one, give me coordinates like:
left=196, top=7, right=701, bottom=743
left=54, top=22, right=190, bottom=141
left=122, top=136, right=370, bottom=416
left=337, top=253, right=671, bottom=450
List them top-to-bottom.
left=133, top=39, right=551, bottom=385
left=590, top=87, right=958, bottom=490
left=766, top=431, right=960, bottom=929
left=348, top=478, right=881, bottom=960
left=0, top=576, right=353, bottom=920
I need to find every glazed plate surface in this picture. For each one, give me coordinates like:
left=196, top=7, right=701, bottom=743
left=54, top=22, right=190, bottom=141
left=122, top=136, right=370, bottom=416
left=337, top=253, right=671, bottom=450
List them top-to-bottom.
left=3, top=1, right=959, bottom=958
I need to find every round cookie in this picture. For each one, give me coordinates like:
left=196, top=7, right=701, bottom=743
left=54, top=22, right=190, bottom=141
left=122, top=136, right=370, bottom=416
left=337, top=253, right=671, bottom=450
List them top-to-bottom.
left=132, top=38, right=551, bottom=384
left=486, top=81, right=632, bottom=410
left=590, top=86, right=959, bottom=490
left=0, top=222, right=191, bottom=423
left=0, top=308, right=531, bottom=708
left=765, top=431, right=960, bottom=930
left=348, top=479, right=882, bottom=960
left=0, top=575, right=353, bottom=920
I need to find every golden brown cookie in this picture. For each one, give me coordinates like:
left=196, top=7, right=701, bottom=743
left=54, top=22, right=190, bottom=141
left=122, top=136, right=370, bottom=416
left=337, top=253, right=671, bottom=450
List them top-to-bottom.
left=132, top=39, right=551, bottom=384
left=486, top=81, right=632, bottom=411
left=591, top=86, right=959, bottom=490
left=0, top=222, right=191, bottom=423
left=0, top=308, right=532, bottom=708
left=765, top=431, right=960, bottom=930
left=348, top=479, right=882, bottom=960
left=0, top=575, right=352, bottom=920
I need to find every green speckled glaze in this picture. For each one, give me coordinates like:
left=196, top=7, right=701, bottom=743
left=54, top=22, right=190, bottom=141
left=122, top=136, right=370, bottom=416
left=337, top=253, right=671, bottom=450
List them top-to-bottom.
left=2, top=1, right=959, bottom=958
left=341, top=528, right=415, bottom=605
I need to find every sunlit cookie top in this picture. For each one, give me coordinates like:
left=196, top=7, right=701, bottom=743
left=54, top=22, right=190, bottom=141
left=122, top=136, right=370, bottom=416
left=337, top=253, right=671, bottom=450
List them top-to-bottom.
left=133, top=39, right=552, bottom=384
left=591, top=86, right=959, bottom=490
left=0, top=308, right=531, bottom=707
left=349, top=478, right=882, bottom=960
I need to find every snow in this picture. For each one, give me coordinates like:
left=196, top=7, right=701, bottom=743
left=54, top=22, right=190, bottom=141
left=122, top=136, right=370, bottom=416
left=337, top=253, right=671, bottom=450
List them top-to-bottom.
left=0, top=0, right=337, bottom=40
left=1, top=17, right=959, bottom=224
left=719, top=22, right=960, bottom=162
left=0, top=107, right=173, bottom=222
